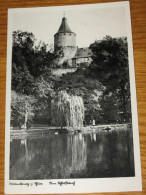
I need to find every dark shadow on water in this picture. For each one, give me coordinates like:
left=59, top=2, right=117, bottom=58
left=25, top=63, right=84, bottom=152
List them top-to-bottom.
left=10, top=128, right=135, bottom=180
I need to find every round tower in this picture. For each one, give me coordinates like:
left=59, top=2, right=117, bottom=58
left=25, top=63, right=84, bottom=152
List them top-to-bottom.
left=54, top=17, right=77, bottom=66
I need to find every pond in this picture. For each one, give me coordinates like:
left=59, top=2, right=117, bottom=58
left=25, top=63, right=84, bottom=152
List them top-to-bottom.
left=10, top=128, right=135, bottom=180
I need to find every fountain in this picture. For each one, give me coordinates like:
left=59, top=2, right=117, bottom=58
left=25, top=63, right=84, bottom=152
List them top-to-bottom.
left=51, top=90, right=84, bottom=128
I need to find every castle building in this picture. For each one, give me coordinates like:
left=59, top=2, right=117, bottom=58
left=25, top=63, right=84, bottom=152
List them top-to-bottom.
left=54, top=17, right=92, bottom=67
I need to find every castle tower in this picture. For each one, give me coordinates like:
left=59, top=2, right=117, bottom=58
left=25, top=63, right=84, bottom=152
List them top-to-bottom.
left=54, top=17, right=77, bottom=66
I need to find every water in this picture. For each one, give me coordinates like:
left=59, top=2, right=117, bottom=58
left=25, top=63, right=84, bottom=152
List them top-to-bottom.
left=10, top=129, right=135, bottom=180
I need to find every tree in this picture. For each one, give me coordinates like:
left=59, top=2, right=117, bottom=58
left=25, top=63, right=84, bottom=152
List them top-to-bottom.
left=11, top=30, right=57, bottom=126
left=12, top=30, right=56, bottom=95
left=13, top=30, right=35, bottom=50
left=12, top=31, right=36, bottom=95
left=88, top=36, right=131, bottom=122
left=30, top=41, right=55, bottom=77
left=56, top=67, right=104, bottom=124
left=33, top=75, right=55, bottom=124
left=11, top=91, right=36, bottom=128
left=99, top=92, right=121, bottom=123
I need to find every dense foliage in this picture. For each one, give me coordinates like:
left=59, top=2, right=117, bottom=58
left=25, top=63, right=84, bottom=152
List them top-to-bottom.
left=11, top=31, right=131, bottom=128
left=11, top=31, right=56, bottom=127
left=88, top=36, right=131, bottom=123
left=55, top=68, right=104, bottom=124
left=11, top=91, right=35, bottom=127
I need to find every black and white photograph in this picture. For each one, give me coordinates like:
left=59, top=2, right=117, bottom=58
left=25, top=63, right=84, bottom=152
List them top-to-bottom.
left=5, top=1, right=142, bottom=194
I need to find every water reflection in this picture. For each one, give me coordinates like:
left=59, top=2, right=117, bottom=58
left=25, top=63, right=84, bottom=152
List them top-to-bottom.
left=10, top=129, right=135, bottom=180
left=90, top=132, right=97, bottom=142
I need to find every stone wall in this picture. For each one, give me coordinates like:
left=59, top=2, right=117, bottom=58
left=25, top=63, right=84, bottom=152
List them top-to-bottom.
left=54, top=32, right=76, bottom=48
left=54, top=32, right=77, bottom=66
left=55, top=46, right=77, bottom=66
left=62, top=46, right=77, bottom=59
left=76, top=57, right=92, bottom=65
left=51, top=68, right=77, bottom=77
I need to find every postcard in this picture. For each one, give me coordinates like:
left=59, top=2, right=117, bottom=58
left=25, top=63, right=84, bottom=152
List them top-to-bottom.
left=5, top=1, right=142, bottom=194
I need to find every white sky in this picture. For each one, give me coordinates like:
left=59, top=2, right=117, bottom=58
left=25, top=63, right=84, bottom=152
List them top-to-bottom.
left=12, top=5, right=127, bottom=48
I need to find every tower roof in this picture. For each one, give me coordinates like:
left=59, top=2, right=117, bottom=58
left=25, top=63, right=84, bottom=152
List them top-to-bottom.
left=56, top=17, right=75, bottom=34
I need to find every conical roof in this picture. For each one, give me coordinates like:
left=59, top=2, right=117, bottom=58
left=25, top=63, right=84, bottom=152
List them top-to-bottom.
left=56, top=17, right=74, bottom=34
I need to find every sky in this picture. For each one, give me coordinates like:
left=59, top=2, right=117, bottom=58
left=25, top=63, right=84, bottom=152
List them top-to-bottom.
left=12, top=4, right=127, bottom=48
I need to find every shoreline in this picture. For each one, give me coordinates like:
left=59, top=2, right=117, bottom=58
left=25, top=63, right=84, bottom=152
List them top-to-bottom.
left=10, top=123, right=132, bottom=139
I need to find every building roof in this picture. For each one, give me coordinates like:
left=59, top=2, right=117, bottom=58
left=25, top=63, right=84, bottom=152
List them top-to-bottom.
left=56, top=17, right=75, bottom=34
left=74, top=47, right=92, bottom=59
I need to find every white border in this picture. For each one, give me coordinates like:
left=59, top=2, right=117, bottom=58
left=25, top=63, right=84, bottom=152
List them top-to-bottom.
left=5, top=1, right=142, bottom=194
